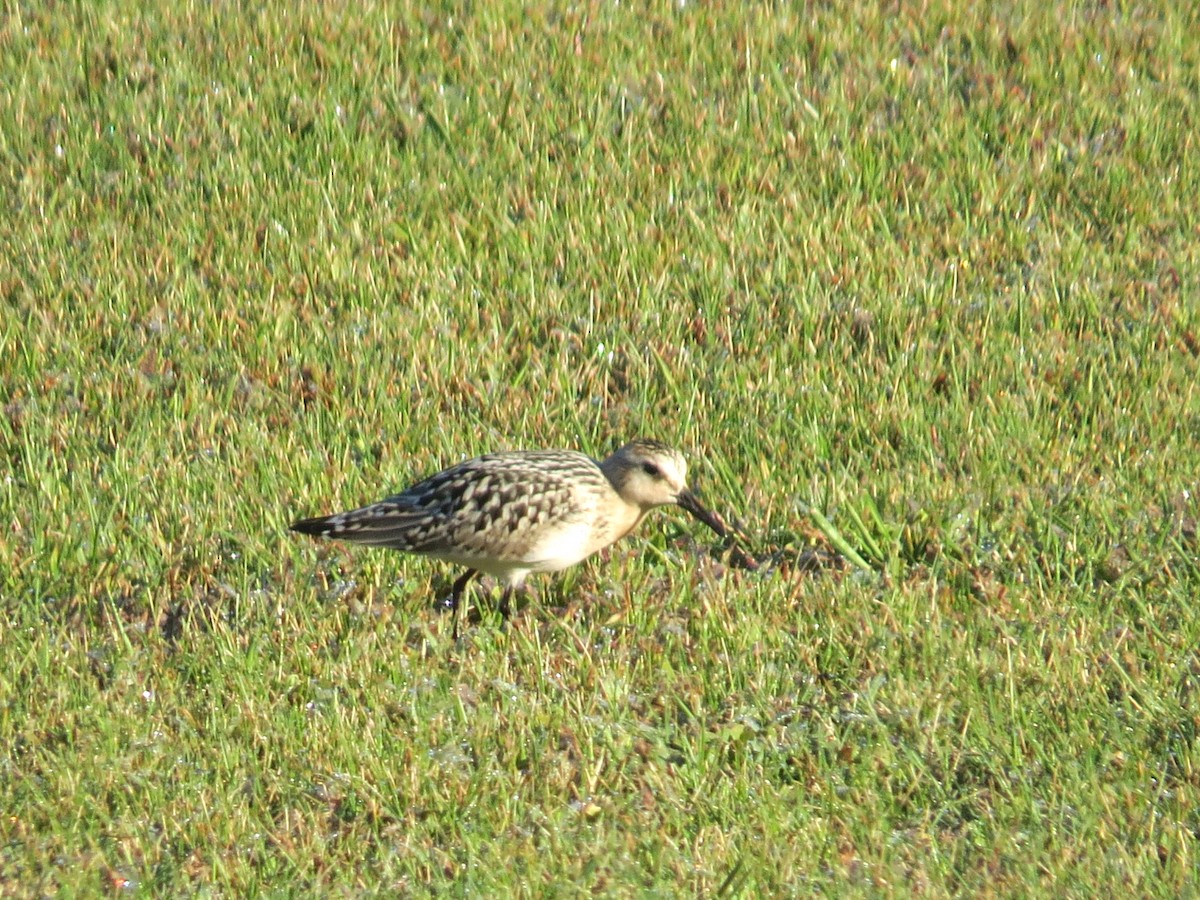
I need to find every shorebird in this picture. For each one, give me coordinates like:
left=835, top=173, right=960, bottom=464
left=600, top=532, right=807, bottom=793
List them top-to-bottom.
left=290, top=439, right=736, bottom=637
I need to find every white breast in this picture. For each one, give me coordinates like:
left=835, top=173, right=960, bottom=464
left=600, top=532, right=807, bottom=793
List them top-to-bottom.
left=524, top=520, right=599, bottom=573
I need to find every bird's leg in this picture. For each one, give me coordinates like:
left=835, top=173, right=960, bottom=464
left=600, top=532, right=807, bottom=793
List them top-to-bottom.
left=449, top=569, right=479, bottom=641
left=498, top=585, right=514, bottom=622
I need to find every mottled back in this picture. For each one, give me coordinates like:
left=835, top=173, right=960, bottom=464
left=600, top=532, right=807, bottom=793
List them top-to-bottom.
left=297, top=449, right=610, bottom=564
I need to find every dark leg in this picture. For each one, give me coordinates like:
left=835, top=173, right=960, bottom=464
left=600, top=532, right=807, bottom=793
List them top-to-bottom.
left=448, top=569, right=479, bottom=641
left=498, top=585, right=514, bottom=622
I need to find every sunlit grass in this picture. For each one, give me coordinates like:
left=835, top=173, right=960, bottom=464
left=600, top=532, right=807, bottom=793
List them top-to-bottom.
left=2, top=0, right=1198, bottom=893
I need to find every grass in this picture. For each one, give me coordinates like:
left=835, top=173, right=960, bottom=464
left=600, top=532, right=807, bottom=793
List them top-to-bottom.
left=2, top=0, right=1198, bottom=893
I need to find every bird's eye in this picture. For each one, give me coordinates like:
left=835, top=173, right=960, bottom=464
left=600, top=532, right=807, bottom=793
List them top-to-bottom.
left=641, top=462, right=660, bottom=477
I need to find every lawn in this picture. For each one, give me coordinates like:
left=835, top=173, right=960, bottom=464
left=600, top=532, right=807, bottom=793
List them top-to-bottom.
left=2, top=0, right=1198, bottom=894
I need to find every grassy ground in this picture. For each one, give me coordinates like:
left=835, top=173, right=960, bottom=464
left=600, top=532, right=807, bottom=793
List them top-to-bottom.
left=2, top=0, right=1198, bottom=894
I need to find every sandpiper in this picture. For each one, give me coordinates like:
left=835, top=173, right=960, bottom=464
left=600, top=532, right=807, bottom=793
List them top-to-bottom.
left=290, top=439, right=735, bottom=636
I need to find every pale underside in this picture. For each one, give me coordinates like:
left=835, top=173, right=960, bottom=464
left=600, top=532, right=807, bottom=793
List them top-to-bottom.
left=434, top=518, right=605, bottom=585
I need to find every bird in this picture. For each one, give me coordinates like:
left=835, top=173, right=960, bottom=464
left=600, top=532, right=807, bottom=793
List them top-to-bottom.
left=290, top=439, right=734, bottom=637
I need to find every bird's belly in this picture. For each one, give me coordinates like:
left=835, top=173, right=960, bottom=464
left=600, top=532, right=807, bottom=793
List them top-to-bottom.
left=523, top=520, right=599, bottom=572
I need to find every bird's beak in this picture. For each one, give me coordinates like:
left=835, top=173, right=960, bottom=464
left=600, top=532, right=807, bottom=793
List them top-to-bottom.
left=676, top=488, right=729, bottom=539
